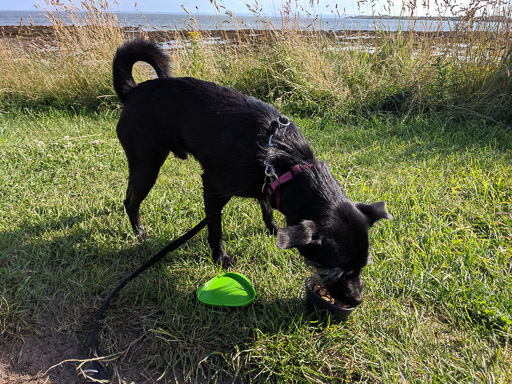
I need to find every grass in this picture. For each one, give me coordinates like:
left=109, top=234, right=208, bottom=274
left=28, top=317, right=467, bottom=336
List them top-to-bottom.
left=0, top=0, right=511, bottom=382
left=0, top=107, right=511, bottom=383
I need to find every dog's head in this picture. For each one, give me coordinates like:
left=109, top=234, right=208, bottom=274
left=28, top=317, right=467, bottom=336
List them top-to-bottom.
left=276, top=201, right=391, bottom=307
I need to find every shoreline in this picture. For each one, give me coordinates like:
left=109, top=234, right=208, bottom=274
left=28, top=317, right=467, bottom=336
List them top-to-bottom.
left=0, top=25, right=459, bottom=45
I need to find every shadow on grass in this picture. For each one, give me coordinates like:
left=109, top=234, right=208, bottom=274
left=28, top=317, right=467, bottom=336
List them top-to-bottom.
left=1, top=210, right=352, bottom=383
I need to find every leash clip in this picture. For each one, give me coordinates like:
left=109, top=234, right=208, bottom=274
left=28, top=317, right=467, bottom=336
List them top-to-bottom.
left=262, top=160, right=278, bottom=192
left=264, top=160, right=278, bottom=179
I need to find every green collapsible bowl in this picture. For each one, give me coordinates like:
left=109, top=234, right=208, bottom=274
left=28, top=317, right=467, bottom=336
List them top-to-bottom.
left=196, top=272, right=256, bottom=307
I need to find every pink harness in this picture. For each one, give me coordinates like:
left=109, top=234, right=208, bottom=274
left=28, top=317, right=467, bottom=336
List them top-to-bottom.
left=266, top=164, right=314, bottom=212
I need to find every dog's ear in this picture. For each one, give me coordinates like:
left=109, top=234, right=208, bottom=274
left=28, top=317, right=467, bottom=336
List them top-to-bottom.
left=356, top=201, right=392, bottom=227
left=276, top=220, right=321, bottom=249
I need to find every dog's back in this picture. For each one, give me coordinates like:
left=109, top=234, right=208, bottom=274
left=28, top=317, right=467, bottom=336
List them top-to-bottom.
left=117, top=75, right=275, bottom=176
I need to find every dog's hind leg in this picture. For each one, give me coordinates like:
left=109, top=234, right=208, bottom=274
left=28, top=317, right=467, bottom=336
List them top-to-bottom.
left=124, top=152, right=169, bottom=239
left=202, top=174, right=233, bottom=268
left=259, top=198, right=279, bottom=235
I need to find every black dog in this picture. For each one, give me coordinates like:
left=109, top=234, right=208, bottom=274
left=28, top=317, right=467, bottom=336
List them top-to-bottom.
left=113, top=39, right=391, bottom=307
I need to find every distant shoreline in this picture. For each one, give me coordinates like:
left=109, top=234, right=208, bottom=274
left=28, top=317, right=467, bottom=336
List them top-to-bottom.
left=0, top=10, right=485, bottom=33
left=1, top=10, right=508, bottom=21
left=349, top=15, right=511, bottom=22
left=0, top=25, right=462, bottom=45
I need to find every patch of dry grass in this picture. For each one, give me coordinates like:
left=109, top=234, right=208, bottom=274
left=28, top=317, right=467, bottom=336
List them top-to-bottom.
left=1, top=0, right=511, bottom=121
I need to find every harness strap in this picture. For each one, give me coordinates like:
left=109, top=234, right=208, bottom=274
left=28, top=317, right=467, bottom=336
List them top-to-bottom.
left=267, top=164, right=314, bottom=212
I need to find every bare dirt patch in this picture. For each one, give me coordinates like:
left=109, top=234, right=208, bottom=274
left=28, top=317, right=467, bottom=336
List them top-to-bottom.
left=0, top=311, right=161, bottom=384
left=0, top=322, right=84, bottom=384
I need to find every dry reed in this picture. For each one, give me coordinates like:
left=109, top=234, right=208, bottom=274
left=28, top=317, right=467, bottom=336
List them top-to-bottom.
left=0, top=0, right=510, bottom=121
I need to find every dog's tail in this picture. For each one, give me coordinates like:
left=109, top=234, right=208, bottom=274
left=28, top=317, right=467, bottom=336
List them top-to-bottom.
left=112, top=39, right=171, bottom=103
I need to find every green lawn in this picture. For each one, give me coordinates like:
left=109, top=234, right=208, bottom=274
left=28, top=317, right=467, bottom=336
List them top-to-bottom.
left=0, top=108, right=511, bottom=383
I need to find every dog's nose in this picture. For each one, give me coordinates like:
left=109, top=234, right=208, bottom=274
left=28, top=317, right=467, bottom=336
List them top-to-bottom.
left=345, top=289, right=363, bottom=306
left=350, top=294, right=363, bottom=306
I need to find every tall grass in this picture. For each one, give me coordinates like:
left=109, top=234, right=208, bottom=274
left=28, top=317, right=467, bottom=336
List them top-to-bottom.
left=0, top=0, right=511, bottom=119
left=0, top=0, right=126, bottom=109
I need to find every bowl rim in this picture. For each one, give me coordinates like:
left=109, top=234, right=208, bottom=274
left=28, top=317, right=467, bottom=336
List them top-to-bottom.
left=305, top=276, right=357, bottom=311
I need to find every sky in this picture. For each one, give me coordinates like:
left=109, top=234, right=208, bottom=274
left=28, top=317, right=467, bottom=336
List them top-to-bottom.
left=0, top=0, right=472, bottom=17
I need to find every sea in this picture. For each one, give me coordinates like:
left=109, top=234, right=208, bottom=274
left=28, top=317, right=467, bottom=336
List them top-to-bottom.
left=0, top=10, right=461, bottom=32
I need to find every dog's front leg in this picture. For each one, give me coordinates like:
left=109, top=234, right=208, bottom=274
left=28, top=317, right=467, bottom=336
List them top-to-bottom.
left=202, top=175, right=233, bottom=268
left=259, top=198, right=279, bottom=235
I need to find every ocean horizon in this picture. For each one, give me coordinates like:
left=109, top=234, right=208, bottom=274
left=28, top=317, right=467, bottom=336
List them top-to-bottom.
left=0, top=10, right=461, bottom=32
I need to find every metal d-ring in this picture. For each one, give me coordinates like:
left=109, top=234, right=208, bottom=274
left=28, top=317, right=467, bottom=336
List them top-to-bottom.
left=277, top=116, right=290, bottom=128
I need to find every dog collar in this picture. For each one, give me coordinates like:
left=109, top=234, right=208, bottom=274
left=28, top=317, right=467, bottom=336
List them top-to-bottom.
left=267, top=164, right=314, bottom=212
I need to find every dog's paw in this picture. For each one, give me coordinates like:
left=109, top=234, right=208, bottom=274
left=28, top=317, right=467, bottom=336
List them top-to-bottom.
left=267, top=222, right=280, bottom=236
left=135, top=227, right=150, bottom=241
left=216, top=254, right=234, bottom=269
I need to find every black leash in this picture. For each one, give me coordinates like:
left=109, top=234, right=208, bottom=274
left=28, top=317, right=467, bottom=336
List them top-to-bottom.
left=82, top=217, right=208, bottom=382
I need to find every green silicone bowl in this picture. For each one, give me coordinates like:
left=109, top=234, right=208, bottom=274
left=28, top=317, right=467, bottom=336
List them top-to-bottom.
left=196, top=272, right=256, bottom=307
